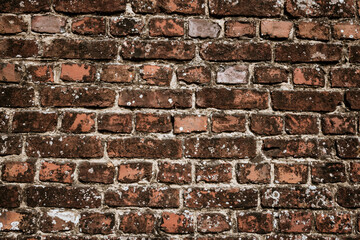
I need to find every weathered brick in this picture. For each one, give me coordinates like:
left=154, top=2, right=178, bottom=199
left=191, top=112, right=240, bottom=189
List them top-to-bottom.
left=0, top=0, right=51, bottom=13
left=53, top=0, right=126, bottom=13
left=132, top=0, right=205, bottom=14
left=209, top=0, right=282, bottom=17
left=0, top=15, right=26, bottom=34
left=31, top=15, right=66, bottom=33
left=72, top=16, right=106, bottom=35
left=110, top=17, right=144, bottom=36
left=149, top=18, right=184, bottom=37
left=189, top=19, right=220, bottom=38
left=261, top=20, right=293, bottom=38
left=225, top=21, right=256, bottom=38
left=297, top=21, right=330, bottom=40
left=333, top=23, right=360, bottom=39
left=0, top=39, right=39, bottom=58
left=201, top=42, right=271, bottom=61
left=349, top=46, right=360, bottom=62
left=0, top=63, right=22, bottom=83
left=60, top=63, right=96, bottom=82
left=26, top=65, right=53, bottom=83
left=101, top=65, right=134, bottom=83
left=140, top=65, right=172, bottom=86
left=216, top=65, right=248, bottom=84
left=177, top=66, right=211, bottom=84
left=254, top=66, right=288, bottom=84
left=293, top=67, right=325, bottom=86
left=331, top=68, right=360, bottom=88
left=0, top=87, right=34, bottom=107
left=197, top=88, right=268, bottom=110
left=118, top=89, right=192, bottom=109
left=271, top=91, right=342, bottom=112
left=345, top=91, right=360, bottom=110
left=12, top=111, right=57, bottom=132
left=0, top=112, right=9, bottom=132
left=61, top=112, right=96, bottom=133
left=98, top=113, right=132, bottom=133
left=211, top=114, right=246, bottom=133
left=250, top=114, right=283, bottom=135
left=285, top=114, right=319, bottom=135
left=174, top=115, right=207, bottom=133
left=321, top=115, right=356, bottom=135
left=0, top=136, right=22, bottom=156
left=26, top=136, right=103, bottom=158
left=184, top=137, right=256, bottom=159
left=107, top=138, right=182, bottom=159
left=336, top=138, right=360, bottom=159
left=263, top=139, right=318, bottom=158
left=2, top=161, right=34, bottom=183
left=39, top=161, right=75, bottom=184
left=78, top=162, right=115, bottom=184
left=118, top=162, right=152, bottom=183
left=158, top=162, right=191, bottom=184
left=350, top=162, right=360, bottom=182
left=196, top=163, right=232, bottom=183
left=237, top=163, right=271, bottom=184
left=312, top=163, right=346, bottom=183
left=274, top=164, right=308, bottom=184
left=0, top=186, right=20, bottom=207
left=26, top=186, right=101, bottom=208
left=105, top=186, right=179, bottom=208
left=261, top=187, right=333, bottom=209
left=337, top=187, right=360, bottom=207
left=184, top=188, right=258, bottom=209
left=0, top=210, right=35, bottom=233
left=39, top=210, right=77, bottom=232
left=279, top=211, right=312, bottom=233
left=79, top=212, right=115, bottom=234
left=119, top=212, right=155, bottom=233
left=161, top=212, right=194, bottom=233
left=237, top=212, right=273, bottom=233
left=315, top=212, right=352, bottom=233
left=198, top=213, right=230, bottom=233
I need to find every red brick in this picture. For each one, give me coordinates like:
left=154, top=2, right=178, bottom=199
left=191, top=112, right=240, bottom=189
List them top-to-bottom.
left=0, top=0, right=51, bottom=13
left=53, top=0, right=126, bottom=13
left=132, top=0, right=205, bottom=14
left=209, top=0, right=282, bottom=17
left=286, top=0, right=355, bottom=17
left=0, top=15, right=26, bottom=34
left=31, top=15, right=66, bottom=33
left=72, top=17, right=105, bottom=35
left=110, top=17, right=144, bottom=36
left=149, top=18, right=184, bottom=37
left=261, top=20, right=292, bottom=39
left=225, top=21, right=255, bottom=38
left=297, top=21, right=330, bottom=40
left=334, top=23, right=360, bottom=39
left=42, top=39, right=117, bottom=60
left=121, top=41, right=195, bottom=60
left=200, top=42, right=271, bottom=61
left=275, top=44, right=342, bottom=62
left=0, top=63, right=22, bottom=83
left=60, top=63, right=96, bottom=82
left=26, top=65, right=53, bottom=83
left=101, top=65, right=134, bottom=83
left=140, top=65, right=172, bottom=86
left=177, top=66, right=211, bottom=84
left=254, top=66, right=288, bottom=84
left=293, top=67, right=325, bottom=86
left=331, top=68, right=360, bottom=88
left=40, top=86, right=115, bottom=108
left=0, top=87, right=34, bottom=107
left=197, top=88, right=268, bottom=110
left=118, top=89, right=192, bottom=109
left=271, top=91, right=342, bottom=112
left=346, top=91, right=360, bottom=110
left=12, top=111, right=57, bottom=133
left=61, top=112, right=95, bottom=133
left=98, top=113, right=132, bottom=133
left=135, top=113, right=172, bottom=133
left=211, top=114, right=246, bottom=133
left=285, top=114, right=319, bottom=135
left=174, top=115, right=207, bottom=133
left=250, top=115, right=283, bottom=135
left=322, top=115, right=356, bottom=134
left=0, top=136, right=22, bottom=156
left=26, top=136, right=103, bottom=158
left=184, top=137, right=256, bottom=159
left=108, top=138, right=182, bottom=159
left=336, top=138, right=360, bottom=159
left=263, top=139, right=318, bottom=158
left=39, top=161, right=75, bottom=184
left=2, top=162, right=34, bottom=183
left=79, top=162, right=115, bottom=184
left=118, top=162, right=152, bottom=183
left=158, top=162, right=191, bottom=184
left=350, top=162, right=360, bottom=182
left=196, top=163, right=232, bottom=183
left=237, top=163, right=271, bottom=184
left=312, top=163, right=346, bottom=184
left=274, top=164, right=308, bottom=184
left=0, top=186, right=20, bottom=207
left=26, top=186, right=101, bottom=208
left=105, top=186, right=179, bottom=208
left=261, top=187, right=333, bottom=209
left=337, top=187, right=360, bottom=207
left=184, top=188, right=258, bottom=209
left=0, top=210, right=35, bottom=233
left=39, top=210, right=77, bottom=232
left=279, top=211, right=312, bottom=233
left=79, top=212, right=115, bottom=234
left=119, top=212, right=155, bottom=233
left=161, top=212, right=194, bottom=234
left=237, top=212, right=273, bottom=233
left=315, top=212, right=352, bottom=233
left=198, top=213, right=230, bottom=233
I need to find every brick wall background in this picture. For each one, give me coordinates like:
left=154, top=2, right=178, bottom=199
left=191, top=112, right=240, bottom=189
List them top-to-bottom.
left=0, top=0, right=360, bottom=239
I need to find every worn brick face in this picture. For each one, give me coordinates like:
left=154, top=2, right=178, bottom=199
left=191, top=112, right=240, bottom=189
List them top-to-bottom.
left=1, top=1, right=359, bottom=238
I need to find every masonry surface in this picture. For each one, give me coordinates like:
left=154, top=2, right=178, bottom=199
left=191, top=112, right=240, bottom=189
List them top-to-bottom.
left=0, top=0, right=360, bottom=239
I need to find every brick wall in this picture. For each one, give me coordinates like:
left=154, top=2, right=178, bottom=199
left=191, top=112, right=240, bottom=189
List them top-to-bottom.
left=0, top=0, right=360, bottom=239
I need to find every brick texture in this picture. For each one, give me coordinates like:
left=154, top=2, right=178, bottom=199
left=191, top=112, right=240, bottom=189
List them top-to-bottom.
left=0, top=1, right=359, bottom=239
